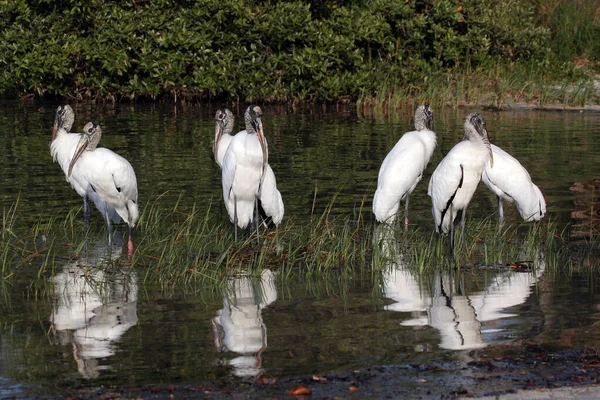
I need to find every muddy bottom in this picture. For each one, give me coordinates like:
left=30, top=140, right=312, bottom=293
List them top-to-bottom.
left=16, top=345, right=600, bottom=399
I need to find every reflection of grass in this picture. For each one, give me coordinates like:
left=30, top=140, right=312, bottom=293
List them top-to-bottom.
left=0, top=195, right=580, bottom=293
left=372, top=216, right=562, bottom=277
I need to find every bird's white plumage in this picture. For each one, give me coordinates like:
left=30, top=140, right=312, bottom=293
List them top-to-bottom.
left=373, top=105, right=436, bottom=224
left=51, top=106, right=118, bottom=223
left=220, top=106, right=283, bottom=230
left=215, top=108, right=284, bottom=228
left=428, top=114, right=491, bottom=234
left=51, top=120, right=88, bottom=197
left=222, top=130, right=265, bottom=229
left=215, top=131, right=233, bottom=168
left=374, top=132, right=437, bottom=222
left=428, top=140, right=489, bottom=233
left=482, top=144, right=546, bottom=222
left=71, top=147, right=139, bottom=228
left=259, top=164, right=284, bottom=225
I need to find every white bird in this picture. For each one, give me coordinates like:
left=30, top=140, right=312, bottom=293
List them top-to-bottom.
left=373, top=104, right=437, bottom=225
left=51, top=105, right=97, bottom=223
left=221, top=105, right=283, bottom=237
left=215, top=108, right=284, bottom=228
left=428, top=113, right=494, bottom=250
left=68, top=122, right=139, bottom=256
left=481, top=144, right=546, bottom=224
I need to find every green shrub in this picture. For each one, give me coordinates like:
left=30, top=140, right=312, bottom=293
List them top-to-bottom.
left=0, top=0, right=592, bottom=103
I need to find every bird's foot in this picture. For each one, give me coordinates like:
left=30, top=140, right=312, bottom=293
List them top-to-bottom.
left=127, top=238, right=134, bottom=258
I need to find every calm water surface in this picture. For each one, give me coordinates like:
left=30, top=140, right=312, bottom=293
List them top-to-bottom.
left=1, top=99, right=600, bottom=396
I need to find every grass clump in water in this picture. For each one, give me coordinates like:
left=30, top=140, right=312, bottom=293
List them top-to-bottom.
left=0, top=193, right=579, bottom=297
left=134, top=193, right=374, bottom=291
left=372, top=216, right=562, bottom=277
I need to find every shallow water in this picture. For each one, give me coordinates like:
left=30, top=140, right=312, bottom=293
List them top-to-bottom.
left=1, top=99, right=600, bottom=396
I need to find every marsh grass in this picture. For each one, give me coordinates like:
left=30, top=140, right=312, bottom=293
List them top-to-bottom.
left=359, top=61, right=600, bottom=112
left=132, top=192, right=375, bottom=291
left=0, top=193, right=587, bottom=299
left=134, top=194, right=566, bottom=293
left=372, top=215, right=563, bottom=276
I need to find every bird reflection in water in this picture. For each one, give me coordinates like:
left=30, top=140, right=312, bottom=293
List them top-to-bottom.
left=375, top=224, right=429, bottom=329
left=378, top=224, right=546, bottom=352
left=49, top=232, right=138, bottom=379
left=426, top=259, right=545, bottom=351
left=212, top=269, right=277, bottom=378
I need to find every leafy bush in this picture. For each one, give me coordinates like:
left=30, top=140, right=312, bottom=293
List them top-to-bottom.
left=0, top=0, right=582, bottom=102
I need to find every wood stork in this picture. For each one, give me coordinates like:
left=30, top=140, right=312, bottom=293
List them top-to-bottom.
left=51, top=104, right=95, bottom=224
left=373, top=104, right=436, bottom=225
left=221, top=105, right=283, bottom=238
left=214, top=108, right=284, bottom=229
left=428, top=113, right=493, bottom=250
left=68, top=122, right=139, bottom=256
left=482, top=144, right=546, bottom=224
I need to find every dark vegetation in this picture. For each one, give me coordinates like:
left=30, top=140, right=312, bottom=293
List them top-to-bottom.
left=0, top=0, right=599, bottom=105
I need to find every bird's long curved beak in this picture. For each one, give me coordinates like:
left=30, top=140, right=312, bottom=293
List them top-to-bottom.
left=255, top=117, right=267, bottom=165
left=51, top=119, right=58, bottom=156
left=51, top=120, right=58, bottom=142
left=213, top=123, right=222, bottom=162
left=68, top=134, right=89, bottom=177
left=489, top=148, right=494, bottom=168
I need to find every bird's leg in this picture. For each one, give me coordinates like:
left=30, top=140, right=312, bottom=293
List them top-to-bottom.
left=404, top=194, right=410, bottom=228
left=82, top=195, right=91, bottom=258
left=83, top=195, right=91, bottom=231
left=234, top=195, right=238, bottom=241
left=254, top=196, right=261, bottom=245
left=497, top=196, right=504, bottom=227
left=449, top=204, right=455, bottom=253
left=459, top=207, right=467, bottom=249
left=460, top=207, right=467, bottom=229
left=105, top=209, right=113, bottom=248
left=127, top=226, right=134, bottom=258
left=496, top=231, right=503, bottom=265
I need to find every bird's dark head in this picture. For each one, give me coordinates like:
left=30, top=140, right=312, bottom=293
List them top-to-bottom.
left=52, top=104, right=75, bottom=141
left=415, top=104, right=434, bottom=131
left=244, top=105, right=267, bottom=165
left=247, top=105, right=263, bottom=133
left=215, top=107, right=229, bottom=124
left=214, top=108, right=234, bottom=159
left=215, top=108, right=234, bottom=132
left=464, top=113, right=493, bottom=167
left=468, top=113, right=486, bottom=136
left=84, top=121, right=98, bottom=136
left=68, top=122, right=102, bottom=177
